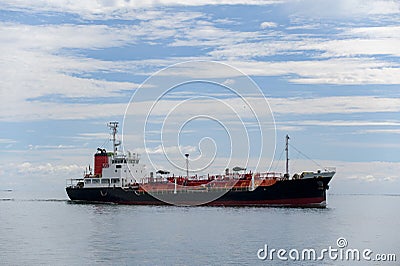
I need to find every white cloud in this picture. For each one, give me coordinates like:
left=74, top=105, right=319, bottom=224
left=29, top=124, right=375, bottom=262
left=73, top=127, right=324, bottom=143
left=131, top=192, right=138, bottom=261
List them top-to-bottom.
left=1, top=0, right=283, bottom=19
left=4, top=0, right=398, bottom=20
left=287, top=0, right=400, bottom=18
left=352, top=0, right=400, bottom=15
left=3, top=10, right=400, bottom=127
left=0, top=16, right=269, bottom=123
left=0, top=21, right=167, bottom=121
left=260, top=21, right=278, bottom=29
left=0, top=23, right=135, bottom=51
left=0, top=25, right=141, bottom=103
left=170, top=25, right=261, bottom=48
left=208, top=25, right=400, bottom=60
left=345, top=26, right=400, bottom=39
left=309, top=38, right=400, bottom=58
left=209, top=41, right=302, bottom=59
left=125, top=57, right=400, bottom=86
left=230, top=59, right=400, bottom=84
left=222, top=79, right=236, bottom=86
left=2, top=93, right=399, bottom=122
left=120, top=95, right=386, bottom=122
left=270, top=96, right=400, bottom=114
left=0, top=101, right=127, bottom=122
left=276, top=120, right=400, bottom=136
left=277, top=120, right=400, bottom=135
left=283, top=120, right=400, bottom=127
left=275, top=125, right=305, bottom=132
left=360, top=129, right=400, bottom=134
left=75, top=133, right=111, bottom=140
left=0, top=138, right=17, bottom=144
left=332, top=141, right=400, bottom=149
left=28, top=144, right=75, bottom=150
left=137, top=145, right=198, bottom=155
left=333, top=160, right=400, bottom=184
left=10, top=162, right=82, bottom=176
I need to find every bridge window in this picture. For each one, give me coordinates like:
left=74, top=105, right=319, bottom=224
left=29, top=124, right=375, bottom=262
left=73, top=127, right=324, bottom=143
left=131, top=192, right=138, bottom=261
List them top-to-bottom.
left=112, top=159, right=127, bottom=164
left=84, top=179, right=91, bottom=184
left=101, top=179, right=110, bottom=184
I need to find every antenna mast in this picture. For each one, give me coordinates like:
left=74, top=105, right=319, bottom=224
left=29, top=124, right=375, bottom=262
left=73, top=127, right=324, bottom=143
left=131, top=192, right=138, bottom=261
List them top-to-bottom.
left=108, top=121, right=120, bottom=156
left=285, top=134, right=290, bottom=178
left=185, top=153, right=189, bottom=179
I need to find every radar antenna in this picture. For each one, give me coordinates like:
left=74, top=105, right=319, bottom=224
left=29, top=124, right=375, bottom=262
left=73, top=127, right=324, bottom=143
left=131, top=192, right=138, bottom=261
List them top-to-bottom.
left=108, top=121, right=120, bottom=155
left=285, top=134, right=290, bottom=179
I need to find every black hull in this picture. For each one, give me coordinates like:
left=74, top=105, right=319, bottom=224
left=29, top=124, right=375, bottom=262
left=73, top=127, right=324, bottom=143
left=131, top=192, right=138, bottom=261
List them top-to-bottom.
left=66, top=177, right=332, bottom=208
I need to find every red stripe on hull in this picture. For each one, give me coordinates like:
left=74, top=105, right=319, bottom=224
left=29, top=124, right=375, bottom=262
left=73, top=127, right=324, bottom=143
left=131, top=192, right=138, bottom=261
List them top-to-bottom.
left=113, top=197, right=326, bottom=208
left=206, top=197, right=326, bottom=207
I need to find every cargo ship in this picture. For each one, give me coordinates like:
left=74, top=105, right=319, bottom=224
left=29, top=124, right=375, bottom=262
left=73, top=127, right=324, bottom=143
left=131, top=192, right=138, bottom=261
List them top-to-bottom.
left=66, top=122, right=335, bottom=207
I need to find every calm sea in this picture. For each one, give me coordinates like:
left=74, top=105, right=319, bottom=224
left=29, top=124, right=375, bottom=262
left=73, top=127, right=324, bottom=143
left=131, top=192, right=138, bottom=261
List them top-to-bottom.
left=0, top=192, right=399, bottom=265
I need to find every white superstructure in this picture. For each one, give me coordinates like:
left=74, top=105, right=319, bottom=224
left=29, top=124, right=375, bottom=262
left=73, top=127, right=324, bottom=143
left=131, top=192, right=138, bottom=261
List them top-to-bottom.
left=67, top=122, right=146, bottom=189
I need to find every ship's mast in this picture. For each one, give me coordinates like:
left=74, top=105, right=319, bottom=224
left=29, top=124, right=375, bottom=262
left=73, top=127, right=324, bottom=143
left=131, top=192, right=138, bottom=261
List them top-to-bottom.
left=108, top=121, right=120, bottom=156
left=285, top=134, right=290, bottom=178
left=185, top=153, right=189, bottom=179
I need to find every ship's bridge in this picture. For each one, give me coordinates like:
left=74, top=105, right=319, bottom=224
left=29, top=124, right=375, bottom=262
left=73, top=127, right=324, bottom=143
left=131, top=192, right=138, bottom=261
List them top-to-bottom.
left=100, top=151, right=145, bottom=184
left=112, top=152, right=140, bottom=165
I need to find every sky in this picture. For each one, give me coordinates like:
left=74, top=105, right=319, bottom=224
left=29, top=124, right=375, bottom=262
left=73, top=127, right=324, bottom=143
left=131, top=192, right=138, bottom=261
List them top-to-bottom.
left=0, top=0, right=400, bottom=197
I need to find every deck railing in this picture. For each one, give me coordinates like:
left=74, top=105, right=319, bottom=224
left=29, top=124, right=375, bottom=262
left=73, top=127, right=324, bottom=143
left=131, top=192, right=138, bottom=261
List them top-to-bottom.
left=66, top=178, right=84, bottom=188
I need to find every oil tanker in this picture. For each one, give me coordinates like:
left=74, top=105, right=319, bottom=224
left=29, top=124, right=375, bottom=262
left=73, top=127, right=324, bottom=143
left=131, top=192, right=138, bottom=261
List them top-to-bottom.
left=66, top=122, right=335, bottom=207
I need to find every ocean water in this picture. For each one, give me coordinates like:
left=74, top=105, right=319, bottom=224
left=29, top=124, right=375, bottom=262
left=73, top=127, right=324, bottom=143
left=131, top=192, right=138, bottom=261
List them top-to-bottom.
left=0, top=193, right=399, bottom=265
